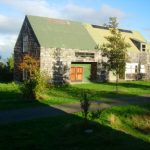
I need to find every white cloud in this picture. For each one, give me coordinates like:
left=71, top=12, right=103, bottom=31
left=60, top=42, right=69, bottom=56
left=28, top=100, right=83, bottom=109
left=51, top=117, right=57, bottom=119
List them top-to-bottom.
left=0, top=0, right=126, bottom=58
left=1, top=0, right=62, bottom=18
left=1, top=1, right=126, bottom=24
left=62, top=4, right=126, bottom=24
left=100, top=4, right=125, bottom=19
left=0, top=14, right=22, bottom=34
left=0, top=34, right=17, bottom=58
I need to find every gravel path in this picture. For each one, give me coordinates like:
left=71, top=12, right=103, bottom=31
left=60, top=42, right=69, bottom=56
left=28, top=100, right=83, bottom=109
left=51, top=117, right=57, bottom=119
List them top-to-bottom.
left=0, top=95, right=149, bottom=125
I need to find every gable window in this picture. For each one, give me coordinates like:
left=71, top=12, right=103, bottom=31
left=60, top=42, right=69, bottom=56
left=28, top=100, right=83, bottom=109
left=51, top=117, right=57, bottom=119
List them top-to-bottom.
left=23, top=35, right=28, bottom=52
left=141, top=44, right=146, bottom=52
left=22, top=69, right=28, bottom=80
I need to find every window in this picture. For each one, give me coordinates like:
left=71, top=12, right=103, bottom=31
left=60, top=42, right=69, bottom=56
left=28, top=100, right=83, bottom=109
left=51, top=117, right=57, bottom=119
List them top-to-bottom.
left=23, top=35, right=28, bottom=52
left=141, top=44, right=146, bottom=52
left=75, top=52, right=95, bottom=58
left=126, top=63, right=138, bottom=74
left=140, top=65, right=145, bottom=73
left=23, top=69, right=28, bottom=80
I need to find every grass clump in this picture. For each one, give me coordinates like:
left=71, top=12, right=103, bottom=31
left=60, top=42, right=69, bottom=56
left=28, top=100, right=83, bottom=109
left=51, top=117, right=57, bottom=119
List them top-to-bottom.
left=100, top=104, right=150, bottom=142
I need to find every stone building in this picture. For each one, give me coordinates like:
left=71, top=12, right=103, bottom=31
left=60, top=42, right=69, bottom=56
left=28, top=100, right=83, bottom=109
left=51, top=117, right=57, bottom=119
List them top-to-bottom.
left=14, top=15, right=150, bottom=83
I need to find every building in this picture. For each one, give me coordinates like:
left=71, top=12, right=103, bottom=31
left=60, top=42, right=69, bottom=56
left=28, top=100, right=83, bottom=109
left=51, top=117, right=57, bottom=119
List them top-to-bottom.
left=14, top=15, right=150, bottom=83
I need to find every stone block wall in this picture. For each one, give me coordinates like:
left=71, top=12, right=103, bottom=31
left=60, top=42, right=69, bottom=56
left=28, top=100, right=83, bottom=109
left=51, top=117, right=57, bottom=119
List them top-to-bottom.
left=14, top=18, right=40, bottom=81
left=40, top=48, right=103, bottom=83
left=126, top=51, right=150, bottom=80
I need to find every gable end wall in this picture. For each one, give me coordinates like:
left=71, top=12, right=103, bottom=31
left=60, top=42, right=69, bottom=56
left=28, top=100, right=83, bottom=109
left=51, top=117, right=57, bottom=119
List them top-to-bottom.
left=14, top=17, right=40, bottom=81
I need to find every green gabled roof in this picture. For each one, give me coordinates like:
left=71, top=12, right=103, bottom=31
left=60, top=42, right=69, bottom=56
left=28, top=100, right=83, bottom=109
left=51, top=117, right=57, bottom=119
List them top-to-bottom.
left=26, top=15, right=149, bottom=52
left=27, top=15, right=96, bottom=50
left=84, top=24, right=148, bottom=53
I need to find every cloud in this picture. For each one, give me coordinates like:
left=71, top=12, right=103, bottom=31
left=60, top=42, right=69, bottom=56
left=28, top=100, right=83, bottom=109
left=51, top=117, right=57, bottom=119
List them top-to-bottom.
left=0, top=0, right=126, bottom=58
left=1, top=0, right=62, bottom=18
left=1, top=1, right=126, bottom=24
left=62, top=4, right=126, bottom=24
left=100, top=4, right=125, bottom=19
left=0, top=14, right=22, bottom=34
left=0, top=34, right=17, bottom=58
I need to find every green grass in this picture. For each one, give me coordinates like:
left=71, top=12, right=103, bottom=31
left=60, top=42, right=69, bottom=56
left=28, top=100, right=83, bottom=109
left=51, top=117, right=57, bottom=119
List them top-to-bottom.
left=0, top=80, right=150, bottom=110
left=42, top=80, right=150, bottom=105
left=73, top=80, right=150, bottom=96
left=0, top=82, right=45, bottom=110
left=99, top=103, right=150, bottom=142
left=0, top=104, right=150, bottom=150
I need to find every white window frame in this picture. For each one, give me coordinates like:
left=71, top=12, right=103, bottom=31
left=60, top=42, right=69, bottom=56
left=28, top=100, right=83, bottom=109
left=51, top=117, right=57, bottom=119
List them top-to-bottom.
left=23, top=35, right=28, bottom=52
left=125, top=63, right=138, bottom=74
left=140, top=65, right=145, bottom=73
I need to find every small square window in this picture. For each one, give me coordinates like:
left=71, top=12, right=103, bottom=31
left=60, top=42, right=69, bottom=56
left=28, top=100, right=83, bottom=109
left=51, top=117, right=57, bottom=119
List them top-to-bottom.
left=141, top=44, right=146, bottom=52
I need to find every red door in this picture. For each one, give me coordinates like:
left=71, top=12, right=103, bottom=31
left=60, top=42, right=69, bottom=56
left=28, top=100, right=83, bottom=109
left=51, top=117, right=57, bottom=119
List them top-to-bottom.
left=70, top=67, right=83, bottom=82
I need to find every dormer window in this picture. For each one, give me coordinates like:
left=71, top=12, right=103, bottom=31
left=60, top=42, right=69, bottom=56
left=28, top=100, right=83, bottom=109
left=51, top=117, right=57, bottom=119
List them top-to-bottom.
left=23, top=35, right=28, bottom=52
left=141, top=44, right=146, bottom=52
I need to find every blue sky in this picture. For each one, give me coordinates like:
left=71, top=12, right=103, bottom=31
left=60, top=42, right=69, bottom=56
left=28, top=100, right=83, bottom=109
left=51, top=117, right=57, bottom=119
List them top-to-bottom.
left=0, top=0, right=150, bottom=58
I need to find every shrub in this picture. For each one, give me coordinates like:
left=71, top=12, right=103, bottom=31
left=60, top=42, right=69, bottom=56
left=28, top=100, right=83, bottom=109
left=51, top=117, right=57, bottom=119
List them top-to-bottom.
left=21, top=71, right=49, bottom=100
left=80, top=91, right=91, bottom=128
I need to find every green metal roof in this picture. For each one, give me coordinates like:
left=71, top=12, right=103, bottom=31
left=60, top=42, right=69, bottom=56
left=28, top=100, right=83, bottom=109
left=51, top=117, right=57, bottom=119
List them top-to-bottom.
left=26, top=15, right=149, bottom=53
left=27, top=15, right=96, bottom=50
left=84, top=24, right=148, bottom=53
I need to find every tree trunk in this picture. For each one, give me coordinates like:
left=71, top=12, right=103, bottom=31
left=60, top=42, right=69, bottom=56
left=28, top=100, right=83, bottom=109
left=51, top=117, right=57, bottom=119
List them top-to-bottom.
left=116, top=73, right=119, bottom=93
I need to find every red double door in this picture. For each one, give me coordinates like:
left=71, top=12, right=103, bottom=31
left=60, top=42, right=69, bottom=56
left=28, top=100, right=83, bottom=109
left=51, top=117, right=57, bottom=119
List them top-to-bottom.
left=70, top=67, right=83, bottom=82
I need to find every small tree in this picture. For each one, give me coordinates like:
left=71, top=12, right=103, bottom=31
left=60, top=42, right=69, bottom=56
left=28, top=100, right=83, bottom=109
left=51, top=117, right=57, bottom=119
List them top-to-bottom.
left=99, top=17, right=130, bottom=92
left=19, top=54, right=48, bottom=99
left=19, top=54, right=39, bottom=78
left=80, top=91, right=91, bottom=128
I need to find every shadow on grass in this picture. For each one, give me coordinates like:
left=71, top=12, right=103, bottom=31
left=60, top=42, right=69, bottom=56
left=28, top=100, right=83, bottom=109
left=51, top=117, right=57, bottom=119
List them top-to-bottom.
left=103, top=81, right=150, bottom=91
left=51, top=86, right=150, bottom=104
left=0, top=90, right=46, bottom=111
left=0, top=108, right=149, bottom=150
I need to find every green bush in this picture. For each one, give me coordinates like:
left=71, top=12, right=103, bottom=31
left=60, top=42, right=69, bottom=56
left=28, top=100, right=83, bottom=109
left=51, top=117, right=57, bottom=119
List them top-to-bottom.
left=21, top=71, right=49, bottom=100
left=80, top=91, right=91, bottom=128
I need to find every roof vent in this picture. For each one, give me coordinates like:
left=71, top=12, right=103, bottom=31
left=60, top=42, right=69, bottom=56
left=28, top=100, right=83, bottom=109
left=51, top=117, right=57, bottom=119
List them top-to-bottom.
left=48, top=18, right=70, bottom=25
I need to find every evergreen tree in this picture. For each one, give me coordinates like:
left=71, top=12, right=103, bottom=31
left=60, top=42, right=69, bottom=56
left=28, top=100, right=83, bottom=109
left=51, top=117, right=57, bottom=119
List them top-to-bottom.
left=99, top=17, right=130, bottom=92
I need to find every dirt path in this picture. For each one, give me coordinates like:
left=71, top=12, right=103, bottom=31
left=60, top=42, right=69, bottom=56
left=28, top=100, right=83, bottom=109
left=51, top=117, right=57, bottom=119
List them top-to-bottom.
left=0, top=95, right=149, bottom=125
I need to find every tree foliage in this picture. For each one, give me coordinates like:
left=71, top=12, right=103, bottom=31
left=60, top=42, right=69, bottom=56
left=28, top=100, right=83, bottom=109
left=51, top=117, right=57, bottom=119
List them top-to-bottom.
left=99, top=17, right=130, bottom=92
left=0, top=54, right=14, bottom=82
left=19, top=54, right=48, bottom=100
left=19, top=54, right=39, bottom=78
left=80, top=91, right=91, bottom=128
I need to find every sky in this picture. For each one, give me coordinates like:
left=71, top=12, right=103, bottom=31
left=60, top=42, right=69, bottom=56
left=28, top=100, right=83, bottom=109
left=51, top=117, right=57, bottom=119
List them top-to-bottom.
left=0, top=0, right=150, bottom=58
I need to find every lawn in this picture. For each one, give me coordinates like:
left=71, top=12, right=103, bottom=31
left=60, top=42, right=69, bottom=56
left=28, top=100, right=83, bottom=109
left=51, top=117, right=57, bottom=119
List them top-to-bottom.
left=0, top=80, right=150, bottom=110
left=0, top=82, right=45, bottom=110
left=100, top=103, right=150, bottom=142
left=0, top=104, right=149, bottom=150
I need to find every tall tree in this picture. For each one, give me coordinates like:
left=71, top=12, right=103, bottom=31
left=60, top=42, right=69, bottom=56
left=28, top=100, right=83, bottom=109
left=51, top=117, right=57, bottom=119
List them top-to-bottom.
left=99, top=17, right=130, bottom=92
